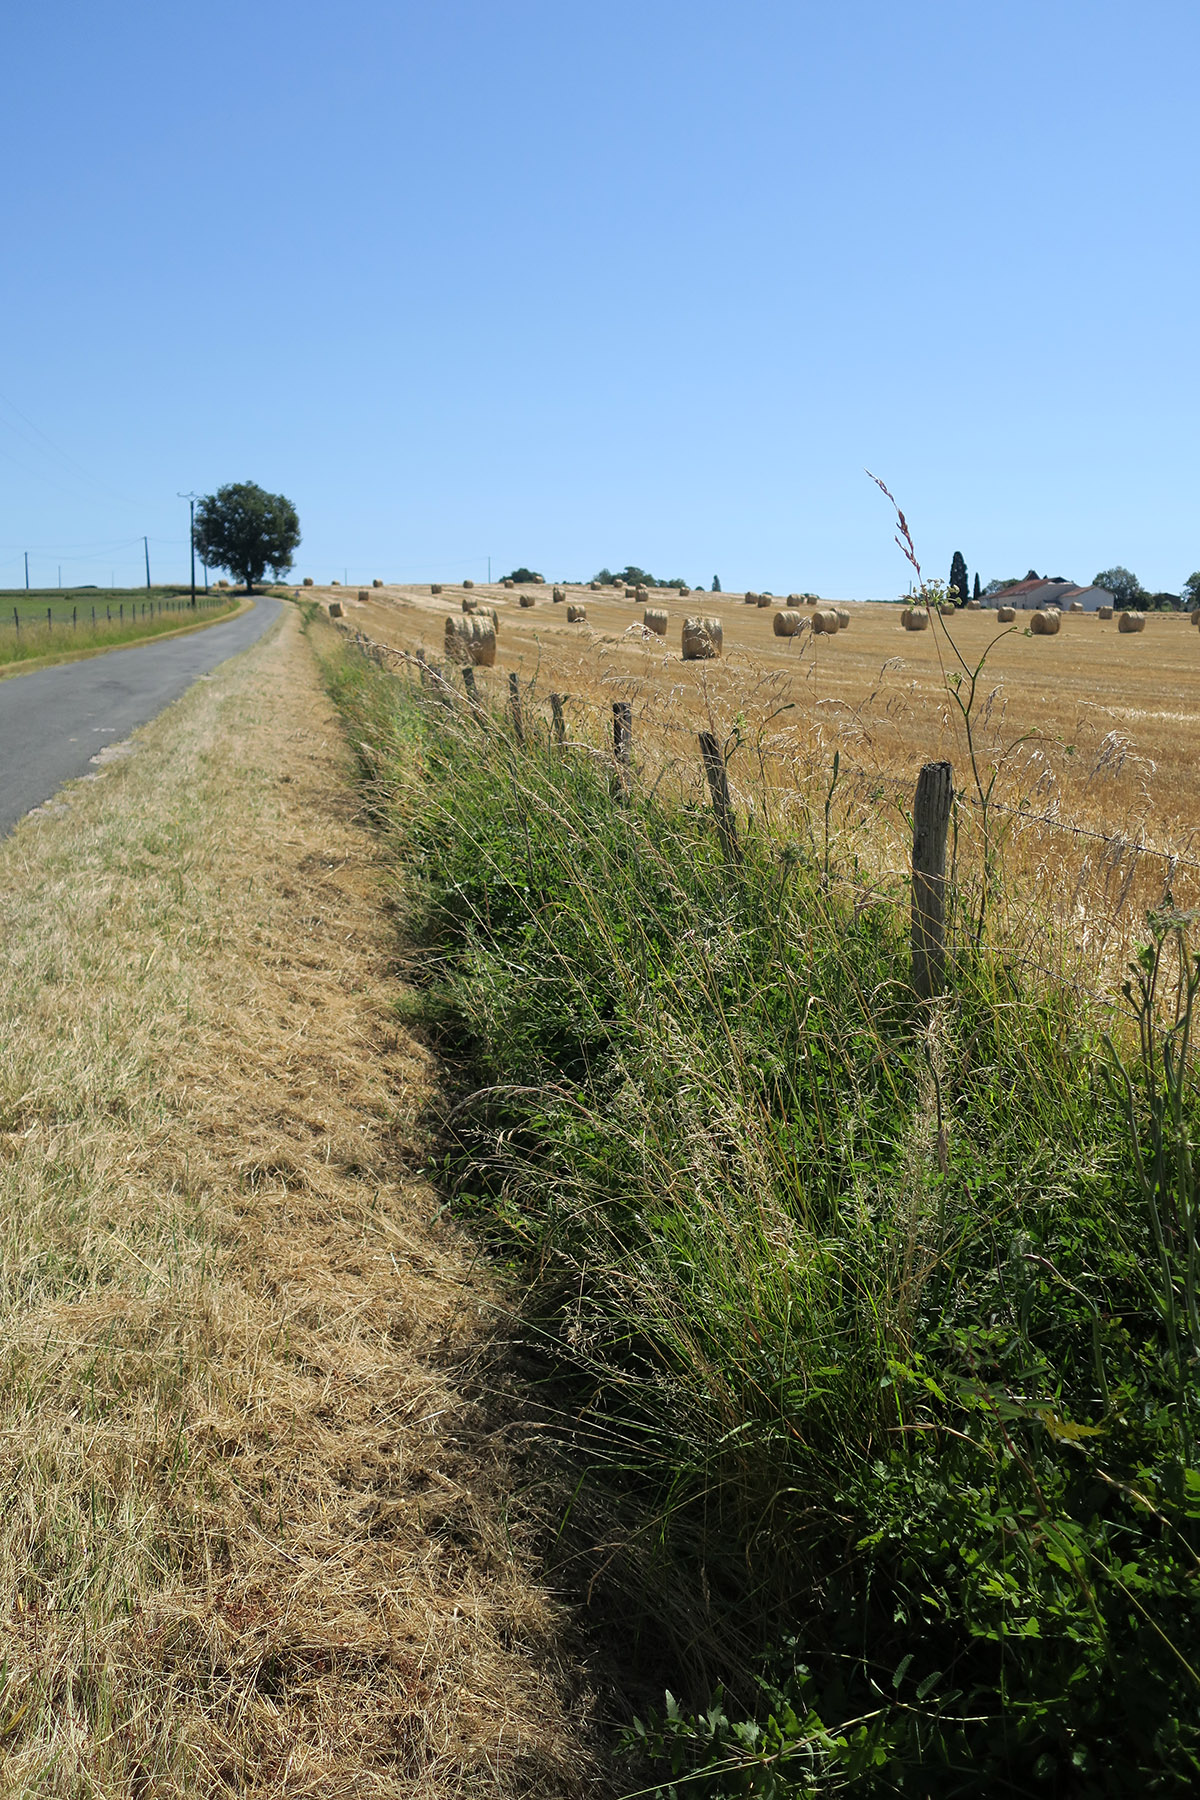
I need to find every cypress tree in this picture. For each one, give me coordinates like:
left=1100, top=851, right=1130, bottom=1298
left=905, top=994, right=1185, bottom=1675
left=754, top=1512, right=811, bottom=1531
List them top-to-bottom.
left=949, top=551, right=968, bottom=607
left=973, top=572, right=981, bottom=602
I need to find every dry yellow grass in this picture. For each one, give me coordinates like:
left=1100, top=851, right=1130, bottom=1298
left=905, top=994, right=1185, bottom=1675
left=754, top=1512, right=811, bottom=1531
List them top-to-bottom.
left=322, top=582, right=1200, bottom=986
left=0, top=606, right=601, bottom=1796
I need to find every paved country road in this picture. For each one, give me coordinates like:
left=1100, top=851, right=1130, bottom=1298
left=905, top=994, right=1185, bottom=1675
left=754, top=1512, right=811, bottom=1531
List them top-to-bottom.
left=0, top=597, right=283, bottom=834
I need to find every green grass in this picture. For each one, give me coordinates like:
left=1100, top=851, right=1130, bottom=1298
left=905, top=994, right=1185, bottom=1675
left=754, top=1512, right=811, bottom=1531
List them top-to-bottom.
left=0, top=588, right=241, bottom=667
left=322, top=628, right=1200, bottom=1797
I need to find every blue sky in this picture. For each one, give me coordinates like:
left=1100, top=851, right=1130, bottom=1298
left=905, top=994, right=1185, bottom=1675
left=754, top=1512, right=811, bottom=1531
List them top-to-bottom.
left=2, top=0, right=1197, bottom=596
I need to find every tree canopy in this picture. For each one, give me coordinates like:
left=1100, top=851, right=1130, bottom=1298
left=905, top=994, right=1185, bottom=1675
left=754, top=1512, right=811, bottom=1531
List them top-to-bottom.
left=193, top=482, right=300, bottom=592
left=948, top=551, right=969, bottom=606
left=1093, top=566, right=1145, bottom=608
left=503, top=567, right=544, bottom=584
left=1183, top=572, right=1200, bottom=611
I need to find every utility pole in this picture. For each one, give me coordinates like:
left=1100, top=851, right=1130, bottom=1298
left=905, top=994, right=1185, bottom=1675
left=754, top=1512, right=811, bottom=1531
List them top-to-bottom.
left=179, top=492, right=198, bottom=606
left=144, top=536, right=151, bottom=588
left=24, top=552, right=29, bottom=591
left=488, top=556, right=491, bottom=583
left=57, top=565, right=61, bottom=588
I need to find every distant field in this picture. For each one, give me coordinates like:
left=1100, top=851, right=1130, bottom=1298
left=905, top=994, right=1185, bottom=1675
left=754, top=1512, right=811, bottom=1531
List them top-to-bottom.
left=313, top=580, right=1200, bottom=981
left=0, top=587, right=241, bottom=666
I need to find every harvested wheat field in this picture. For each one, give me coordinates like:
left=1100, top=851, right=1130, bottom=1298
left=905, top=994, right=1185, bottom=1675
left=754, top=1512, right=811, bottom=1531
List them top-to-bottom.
left=316, top=581, right=1200, bottom=983
left=0, top=605, right=602, bottom=1796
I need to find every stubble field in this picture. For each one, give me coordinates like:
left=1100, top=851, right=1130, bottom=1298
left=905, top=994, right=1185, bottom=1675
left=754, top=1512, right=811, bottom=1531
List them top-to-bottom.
left=306, top=580, right=1200, bottom=988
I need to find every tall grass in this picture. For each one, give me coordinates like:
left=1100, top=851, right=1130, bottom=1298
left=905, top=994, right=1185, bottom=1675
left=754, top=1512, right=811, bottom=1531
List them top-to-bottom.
left=324, top=629, right=1200, bottom=1795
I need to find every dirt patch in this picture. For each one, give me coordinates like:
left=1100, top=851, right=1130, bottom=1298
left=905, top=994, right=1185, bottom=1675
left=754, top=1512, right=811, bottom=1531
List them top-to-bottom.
left=0, top=604, right=603, bottom=1795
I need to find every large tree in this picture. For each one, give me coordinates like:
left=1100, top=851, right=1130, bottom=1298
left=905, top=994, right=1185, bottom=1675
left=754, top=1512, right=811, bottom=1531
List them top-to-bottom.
left=193, top=482, right=300, bottom=594
left=948, top=550, right=969, bottom=606
left=1093, top=566, right=1145, bottom=609
left=1183, top=571, right=1200, bottom=611
left=972, top=572, right=981, bottom=602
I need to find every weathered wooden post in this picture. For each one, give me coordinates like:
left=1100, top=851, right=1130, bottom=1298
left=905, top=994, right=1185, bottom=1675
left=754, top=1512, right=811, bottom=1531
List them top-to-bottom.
left=462, top=664, right=481, bottom=713
left=508, top=671, right=526, bottom=745
left=549, top=693, right=566, bottom=744
left=610, top=700, right=633, bottom=800
left=699, top=731, right=738, bottom=860
left=912, top=761, right=953, bottom=1000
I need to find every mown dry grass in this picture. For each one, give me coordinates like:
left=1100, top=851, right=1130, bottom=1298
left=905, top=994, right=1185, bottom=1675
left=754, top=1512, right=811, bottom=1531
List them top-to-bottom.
left=322, top=582, right=1200, bottom=987
left=0, top=605, right=601, bottom=1796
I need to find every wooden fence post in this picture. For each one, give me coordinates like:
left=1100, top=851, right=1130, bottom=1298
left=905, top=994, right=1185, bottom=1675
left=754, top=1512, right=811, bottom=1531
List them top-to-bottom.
left=462, top=664, right=482, bottom=712
left=508, top=671, right=526, bottom=745
left=549, top=693, right=566, bottom=744
left=612, top=701, right=632, bottom=766
left=699, top=730, right=738, bottom=859
left=912, top=761, right=953, bottom=1000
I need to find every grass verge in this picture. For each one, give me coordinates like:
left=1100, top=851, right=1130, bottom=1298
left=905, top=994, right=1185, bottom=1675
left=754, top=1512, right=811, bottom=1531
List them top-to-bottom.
left=0, top=607, right=600, bottom=1796
left=321, top=628, right=1200, bottom=1797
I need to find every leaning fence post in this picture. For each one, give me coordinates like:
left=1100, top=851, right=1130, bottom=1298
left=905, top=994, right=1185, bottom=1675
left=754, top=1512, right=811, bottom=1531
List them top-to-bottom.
left=508, top=672, right=525, bottom=745
left=549, top=693, right=566, bottom=744
left=699, top=730, right=738, bottom=860
left=912, top=761, right=953, bottom=1000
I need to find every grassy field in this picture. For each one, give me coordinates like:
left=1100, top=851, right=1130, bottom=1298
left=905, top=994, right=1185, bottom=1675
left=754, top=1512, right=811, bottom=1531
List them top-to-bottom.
left=311, top=581, right=1200, bottom=989
left=0, top=588, right=241, bottom=668
left=0, top=606, right=599, bottom=1797
left=320, top=609, right=1200, bottom=1796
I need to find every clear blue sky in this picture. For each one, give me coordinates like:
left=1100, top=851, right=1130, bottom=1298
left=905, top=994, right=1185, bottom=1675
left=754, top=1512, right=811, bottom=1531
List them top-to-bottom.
left=2, top=1, right=1197, bottom=596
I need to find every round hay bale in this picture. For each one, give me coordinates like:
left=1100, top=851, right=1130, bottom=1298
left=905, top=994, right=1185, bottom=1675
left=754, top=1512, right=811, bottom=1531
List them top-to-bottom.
left=302, top=577, right=314, bottom=586
left=372, top=578, right=383, bottom=587
left=462, top=578, right=474, bottom=589
left=502, top=578, right=515, bottom=589
left=218, top=579, right=230, bottom=588
left=330, top=580, right=340, bottom=586
left=589, top=581, right=600, bottom=591
left=431, top=583, right=443, bottom=595
left=634, top=584, right=649, bottom=603
left=552, top=586, right=566, bottom=603
left=679, top=586, right=691, bottom=596
left=357, top=589, right=369, bottom=603
left=757, top=591, right=772, bottom=607
left=744, top=592, right=760, bottom=605
left=519, top=593, right=536, bottom=608
left=462, top=595, right=479, bottom=613
left=966, top=599, right=981, bottom=610
left=1070, top=600, right=1084, bottom=612
left=328, top=601, right=343, bottom=619
left=566, top=603, right=587, bottom=623
left=1099, top=604, right=1114, bottom=619
left=996, top=605, right=1017, bottom=623
left=643, top=606, right=669, bottom=635
left=835, top=607, right=850, bottom=630
left=902, top=607, right=929, bottom=632
left=812, top=608, right=841, bottom=634
left=1191, top=608, right=1200, bottom=625
left=773, top=609, right=803, bottom=636
left=1030, top=610, right=1061, bottom=635
left=1118, top=610, right=1146, bottom=633
left=445, top=615, right=497, bottom=665
left=681, top=615, right=722, bottom=660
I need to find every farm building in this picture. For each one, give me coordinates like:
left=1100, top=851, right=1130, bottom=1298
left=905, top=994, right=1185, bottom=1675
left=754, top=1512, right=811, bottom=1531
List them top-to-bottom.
left=993, top=577, right=1114, bottom=612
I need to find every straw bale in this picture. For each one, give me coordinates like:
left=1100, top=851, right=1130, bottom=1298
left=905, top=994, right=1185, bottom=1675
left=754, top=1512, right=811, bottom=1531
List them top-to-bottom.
left=302, top=577, right=314, bottom=586
left=372, top=578, right=383, bottom=587
left=463, top=578, right=474, bottom=588
left=502, top=578, right=515, bottom=588
left=218, top=579, right=230, bottom=588
left=589, top=581, right=600, bottom=591
left=431, top=583, right=443, bottom=595
left=634, top=585, right=649, bottom=603
left=553, top=586, right=566, bottom=603
left=357, top=590, right=368, bottom=603
left=757, top=591, right=772, bottom=606
left=744, top=592, right=760, bottom=605
left=519, top=593, right=536, bottom=608
left=462, top=596, right=479, bottom=613
left=967, top=599, right=981, bottom=609
left=1070, top=600, right=1084, bottom=612
left=328, top=601, right=343, bottom=618
left=567, top=603, right=587, bottom=623
left=997, top=605, right=1017, bottom=622
left=1099, top=605, right=1114, bottom=619
left=644, top=607, right=669, bottom=635
left=835, top=607, right=850, bottom=629
left=902, top=607, right=929, bottom=631
left=812, top=608, right=841, bottom=634
left=1191, top=608, right=1200, bottom=625
left=773, top=609, right=803, bottom=636
left=1030, top=610, right=1061, bottom=635
left=1118, top=611, right=1146, bottom=633
left=445, top=615, right=497, bottom=664
left=681, top=616, right=722, bottom=660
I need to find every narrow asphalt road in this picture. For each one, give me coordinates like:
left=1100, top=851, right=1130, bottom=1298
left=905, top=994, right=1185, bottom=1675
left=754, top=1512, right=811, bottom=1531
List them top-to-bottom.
left=0, top=597, right=283, bottom=834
